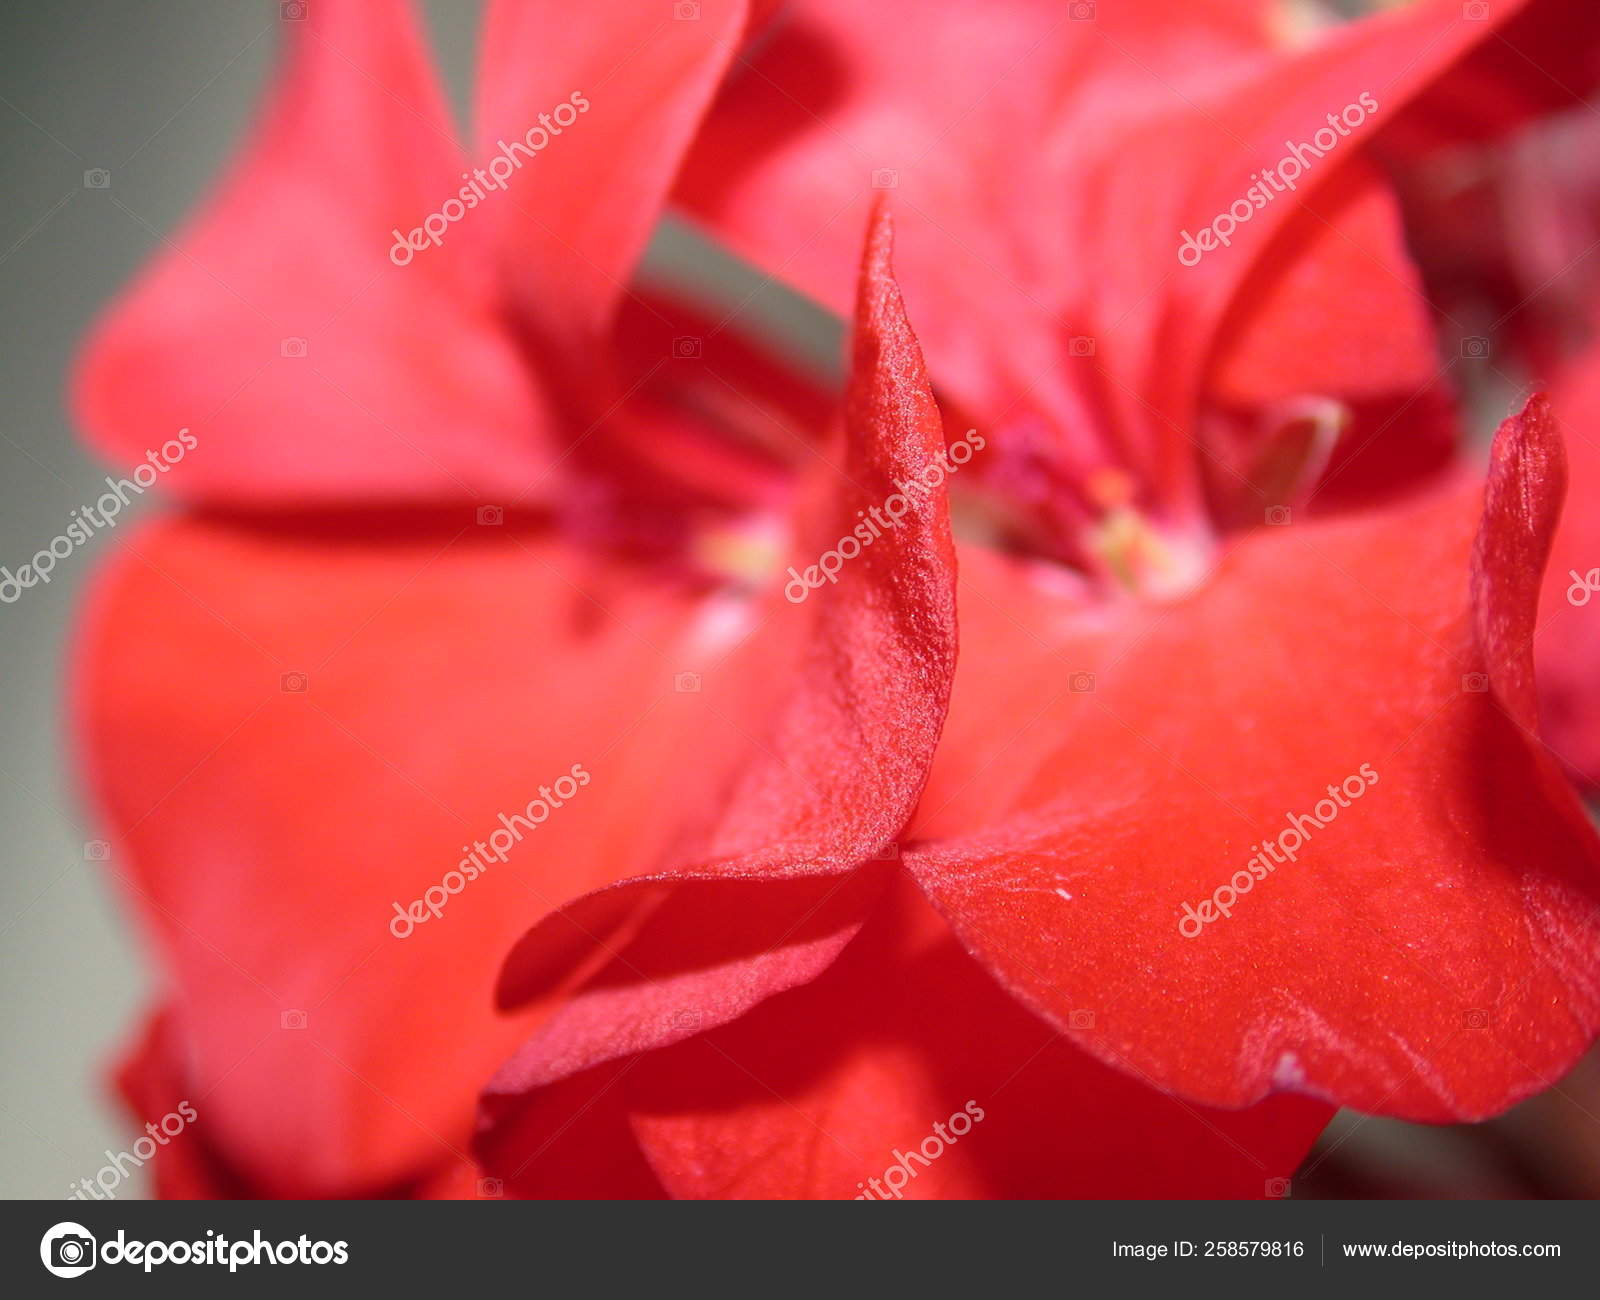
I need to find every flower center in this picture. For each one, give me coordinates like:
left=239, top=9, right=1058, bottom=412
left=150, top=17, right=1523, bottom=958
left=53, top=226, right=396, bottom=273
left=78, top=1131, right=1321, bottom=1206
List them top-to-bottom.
left=1082, top=468, right=1211, bottom=600
left=694, top=515, right=786, bottom=590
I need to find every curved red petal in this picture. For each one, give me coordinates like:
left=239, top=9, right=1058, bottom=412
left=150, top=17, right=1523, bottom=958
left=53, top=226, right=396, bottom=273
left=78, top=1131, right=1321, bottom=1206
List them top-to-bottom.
left=73, top=0, right=551, bottom=507
left=473, top=0, right=750, bottom=342
left=679, top=0, right=1532, bottom=520
left=1384, top=0, right=1600, bottom=154
left=1203, top=157, right=1457, bottom=520
left=481, top=206, right=959, bottom=1127
left=1538, top=339, right=1600, bottom=787
left=904, top=398, right=1600, bottom=1120
left=74, top=513, right=736, bottom=1194
left=484, top=879, right=1332, bottom=1199
left=114, top=1006, right=497, bottom=1199
left=111, top=1008, right=244, bottom=1200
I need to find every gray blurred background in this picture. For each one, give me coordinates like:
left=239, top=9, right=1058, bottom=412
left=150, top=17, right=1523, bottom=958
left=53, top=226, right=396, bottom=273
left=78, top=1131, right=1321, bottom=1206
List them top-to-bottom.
left=2, top=0, right=1596, bottom=1201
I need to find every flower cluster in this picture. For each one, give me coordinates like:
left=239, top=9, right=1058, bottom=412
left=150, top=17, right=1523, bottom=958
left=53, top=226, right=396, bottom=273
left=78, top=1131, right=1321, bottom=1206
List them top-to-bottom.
left=71, top=0, right=1600, bottom=1200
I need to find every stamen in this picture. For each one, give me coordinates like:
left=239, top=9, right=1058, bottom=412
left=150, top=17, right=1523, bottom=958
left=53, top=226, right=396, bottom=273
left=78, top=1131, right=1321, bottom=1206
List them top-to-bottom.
left=1084, top=485, right=1212, bottom=601
left=694, top=516, right=785, bottom=588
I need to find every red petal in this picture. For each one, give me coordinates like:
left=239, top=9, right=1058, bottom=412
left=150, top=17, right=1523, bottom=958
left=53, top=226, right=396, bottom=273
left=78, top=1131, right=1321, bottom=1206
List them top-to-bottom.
left=74, top=0, right=551, bottom=506
left=473, top=0, right=750, bottom=341
left=680, top=0, right=1542, bottom=518
left=1384, top=0, right=1600, bottom=153
left=679, top=1, right=1267, bottom=499
left=1051, top=4, right=1534, bottom=503
left=1203, top=157, right=1457, bottom=519
left=1210, top=160, right=1435, bottom=412
left=481, top=206, right=958, bottom=1125
left=563, top=286, right=834, bottom=545
left=1538, top=340, right=1600, bottom=787
left=904, top=398, right=1600, bottom=1120
left=74, top=514, right=732, bottom=1194
left=485, top=879, right=1332, bottom=1199
left=115, top=1005, right=507, bottom=1198
left=112, top=1009, right=242, bottom=1200
left=475, top=1060, right=669, bottom=1199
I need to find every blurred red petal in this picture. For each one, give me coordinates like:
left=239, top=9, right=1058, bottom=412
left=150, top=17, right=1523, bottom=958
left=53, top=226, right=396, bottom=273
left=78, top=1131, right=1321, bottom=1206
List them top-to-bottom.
left=73, top=0, right=556, bottom=507
left=473, top=0, right=751, bottom=343
left=679, top=0, right=1535, bottom=523
left=1384, top=0, right=1600, bottom=153
left=1203, top=156, right=1458, bottom=519
left=1538, top=338, right=1600, bottom=787
left=74, top=513, right=744, bottom=1194
left=116, top=1003, right=507, bottom=1198
left=113, top=1008, right=241, bottom=1200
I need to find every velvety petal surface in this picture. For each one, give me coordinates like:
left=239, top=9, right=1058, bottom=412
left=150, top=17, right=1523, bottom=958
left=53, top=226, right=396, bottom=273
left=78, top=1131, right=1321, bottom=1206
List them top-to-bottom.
left=480, top=207, right=959, bottom=1135
left=903, top=398, right=1600, bottom=1121
left=484, top=879, right=1333, bottom=1199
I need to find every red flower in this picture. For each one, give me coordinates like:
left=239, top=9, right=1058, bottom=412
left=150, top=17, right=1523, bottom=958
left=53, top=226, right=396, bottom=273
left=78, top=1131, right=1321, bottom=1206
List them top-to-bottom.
left=74, top=0, right=826, bottom=1197
left=75, top=0, right=1600, bottom=1200
left=479, top=0, right=1600, bottom=1193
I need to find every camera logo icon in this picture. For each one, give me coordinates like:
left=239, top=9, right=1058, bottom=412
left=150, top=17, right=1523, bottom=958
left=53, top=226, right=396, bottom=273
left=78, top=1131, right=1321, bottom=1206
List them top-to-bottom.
left=281, top=1, right=309, bottom=19
left=674, top=1, right=701, bottom=19
left=1069, top=1, right=1097, bottom=19
left=1463, top=1, right=1489, bottom=19
left=870, top=168, right=898, bottom=189
left=83, top=169, right=111, bottom=190
left=1460, top=335, right=1491, bottom=359
left=672, top=336, right=702, bottom=359
left=1068, top=336, right=1096, bottom=357
left=476, top=505, right=504, bottom=526
left=1265, top=505, right=1292, bottom=526
left=280, top=671, right=309, bottom=694
left=674, top=671, right=702, bottom=693
left=1069, top=671, right=1096, bottom=693
left=1462, top=672, right=1490, bottom=693
left=83, top=840, right=110, bottom=861
left=1068, top=1008, right=1096, bottom=1029
left=281, top=1009, right=308, bottom=1030
left=477, top=1177, right=504, bottom=1197
left=1265, top=1177, right=1291, bottom=1199
left=41, top=1222, right=96, bottom=1278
